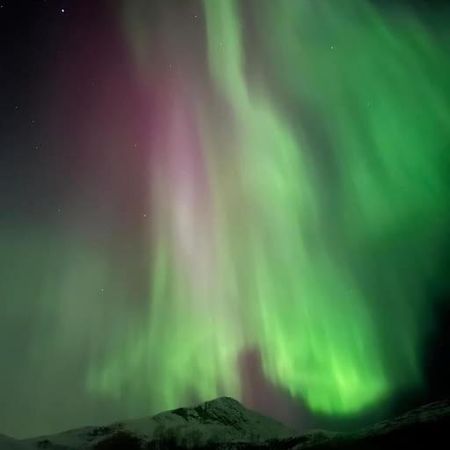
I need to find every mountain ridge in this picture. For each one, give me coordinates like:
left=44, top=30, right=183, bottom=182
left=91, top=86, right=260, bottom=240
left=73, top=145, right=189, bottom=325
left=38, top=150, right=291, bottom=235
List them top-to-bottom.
left=1, top=397, right=448, bottom=449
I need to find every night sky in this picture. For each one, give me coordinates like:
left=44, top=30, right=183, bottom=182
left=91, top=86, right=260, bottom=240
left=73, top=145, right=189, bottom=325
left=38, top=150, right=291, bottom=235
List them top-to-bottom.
left=1, top=0, right=450, bottom=440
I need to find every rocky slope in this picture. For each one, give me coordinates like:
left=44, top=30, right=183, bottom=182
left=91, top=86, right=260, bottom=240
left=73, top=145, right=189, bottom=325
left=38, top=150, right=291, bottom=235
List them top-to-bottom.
left=2, top=397, right=448, bottom=449
left=22, top=397, right=293, bottom=449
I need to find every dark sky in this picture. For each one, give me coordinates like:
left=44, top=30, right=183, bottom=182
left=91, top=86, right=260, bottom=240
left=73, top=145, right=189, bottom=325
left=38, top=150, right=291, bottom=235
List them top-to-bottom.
left=0, top=0, right=155, bottom=437
left=1, top=0, right=449, bottom=440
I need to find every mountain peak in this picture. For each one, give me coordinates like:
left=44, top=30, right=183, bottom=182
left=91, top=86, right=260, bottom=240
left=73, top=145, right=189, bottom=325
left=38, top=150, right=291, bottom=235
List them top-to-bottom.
left=150, top=396, right=293, bottom=442
left=203, top=396, right=243, bottom=408
left=23, top=397, right=292, bottom=449
left=168, top=397, right=252, bottom=427
left=17, top=398, right=450, bottom=450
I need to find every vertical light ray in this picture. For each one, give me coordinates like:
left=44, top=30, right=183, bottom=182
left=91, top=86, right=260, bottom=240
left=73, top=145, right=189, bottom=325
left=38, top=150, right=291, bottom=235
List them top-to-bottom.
left=88, top=0, right=450, bottom=419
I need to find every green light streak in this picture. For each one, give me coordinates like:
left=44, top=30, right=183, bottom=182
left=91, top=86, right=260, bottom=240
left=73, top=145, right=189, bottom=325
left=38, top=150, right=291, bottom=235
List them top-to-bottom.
left=89, top=0, right=450, bottom=418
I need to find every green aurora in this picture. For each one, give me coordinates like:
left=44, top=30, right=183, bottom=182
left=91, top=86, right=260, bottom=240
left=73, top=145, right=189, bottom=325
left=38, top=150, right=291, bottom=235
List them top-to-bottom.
left=88, top=0, right=450, bottom=417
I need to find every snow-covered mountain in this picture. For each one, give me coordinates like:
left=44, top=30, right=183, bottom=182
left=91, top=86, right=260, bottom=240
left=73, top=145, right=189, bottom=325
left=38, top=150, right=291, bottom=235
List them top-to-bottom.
left=2, top=397, right=449, bottom=449
left=22, top=397, right=294, bottom=449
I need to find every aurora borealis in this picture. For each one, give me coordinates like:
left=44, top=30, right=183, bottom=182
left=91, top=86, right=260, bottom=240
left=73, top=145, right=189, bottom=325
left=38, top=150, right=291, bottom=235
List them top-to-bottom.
left=1, top=0, right=450, bottom=439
